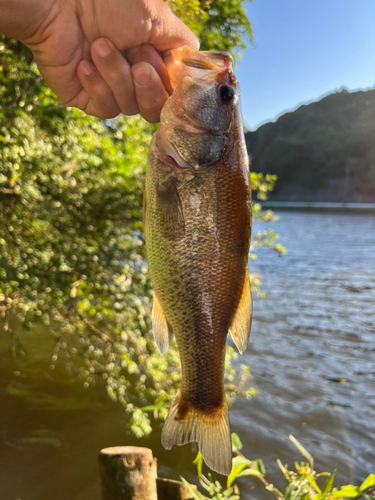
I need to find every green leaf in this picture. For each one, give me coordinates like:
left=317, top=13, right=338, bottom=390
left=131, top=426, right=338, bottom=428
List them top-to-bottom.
left=154, top=394, right=169, bottom=405
left=140, top=403, right=170, bottom=412
left=231, top=433, right=243, bottom=451
left=289, top=435, right=313, bottom=465
left=193, top=450, right=204, bottom=478
left=232, top=456, right=251, bottom=467
left=277, top=458, right=289, bottom=476
left=250, top=459, right=266, bottom=476
left=227, top=464, right=248, bottom=489
left=237, top=468, right=262, bottom=478
left=314, top=470, right=336, bottom=500
left=305, top=474, right=321, bottom=493
left=361, top=475, right=375, bottom=492
left=180, top=477, right=208, bottom=500
left=284, top=483, right=309, bottom=500
left=266, top=485, right=285, bottom=498
left=331, top=485, right=361, bottom=498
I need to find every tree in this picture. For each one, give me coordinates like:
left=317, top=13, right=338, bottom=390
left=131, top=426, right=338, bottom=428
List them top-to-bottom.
left=0, top=0, right=277, bottom=436
left=246, top=88, right=375, bottom=201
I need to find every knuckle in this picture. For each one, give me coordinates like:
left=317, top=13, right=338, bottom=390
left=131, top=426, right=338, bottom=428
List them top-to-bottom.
left=126, top=43, right=154, bottom=63
left=97, top=54, right=131, bottom=82
left=110, top=69, right=132, bottom=88
left=140, top=96, right=164, bottom=114
left=119, top=102, right=139, bottom=116
left=96, top=105, right=120, bottom=119
left=143, top=113, right=160, bottom=124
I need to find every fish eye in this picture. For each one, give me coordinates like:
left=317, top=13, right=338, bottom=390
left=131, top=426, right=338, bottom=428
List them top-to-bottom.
left=219, top=85, right=235, bottom=103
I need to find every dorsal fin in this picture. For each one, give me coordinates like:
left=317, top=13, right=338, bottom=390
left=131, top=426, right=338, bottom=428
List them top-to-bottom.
left=229, top=271, right=252, bottom=354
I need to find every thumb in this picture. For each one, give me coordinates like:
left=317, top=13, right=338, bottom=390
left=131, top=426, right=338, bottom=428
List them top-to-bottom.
left=148, top=0, right=199, bottom=52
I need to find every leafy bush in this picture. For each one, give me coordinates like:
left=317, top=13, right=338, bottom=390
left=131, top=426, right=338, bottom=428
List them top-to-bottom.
left=0, top=1, right=282, bottom=437
left=183, top=434, right=375, bottom=500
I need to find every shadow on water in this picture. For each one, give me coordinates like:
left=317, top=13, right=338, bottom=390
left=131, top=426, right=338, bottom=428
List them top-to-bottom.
left=0, top=211, right=374, bottom=499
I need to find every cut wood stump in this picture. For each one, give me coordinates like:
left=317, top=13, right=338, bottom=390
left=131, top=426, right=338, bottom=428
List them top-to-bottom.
left=99, top=446, right=158, bottom=500
left=157, top=477, right=196, bottom=500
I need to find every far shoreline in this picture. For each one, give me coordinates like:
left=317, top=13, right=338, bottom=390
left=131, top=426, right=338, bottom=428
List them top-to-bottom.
left=257, top=201, right=375, bottom=212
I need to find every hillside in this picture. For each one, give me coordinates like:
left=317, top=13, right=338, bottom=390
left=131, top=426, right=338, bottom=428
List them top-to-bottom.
left=246, top=88, right=375, bottom=202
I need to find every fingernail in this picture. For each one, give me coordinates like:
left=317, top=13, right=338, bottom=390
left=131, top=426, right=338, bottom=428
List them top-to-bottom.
left=96, top=40, right=111, bottom=58
left=80, top=60, right=93, bottom=76
left=133, top=67, right=152, bottom=86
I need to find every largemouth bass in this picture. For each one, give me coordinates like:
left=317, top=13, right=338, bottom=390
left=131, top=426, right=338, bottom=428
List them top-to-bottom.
left=143, top=46, right=252, bottom=476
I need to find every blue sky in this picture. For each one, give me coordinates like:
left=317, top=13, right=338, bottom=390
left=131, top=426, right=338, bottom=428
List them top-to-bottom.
left=237, top=0, right=375, bottom=130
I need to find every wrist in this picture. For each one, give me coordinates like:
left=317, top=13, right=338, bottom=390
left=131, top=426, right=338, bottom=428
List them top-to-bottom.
left=0, top=0, right=56, bottom=43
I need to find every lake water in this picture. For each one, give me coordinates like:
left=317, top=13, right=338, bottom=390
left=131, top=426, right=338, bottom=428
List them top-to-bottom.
left=1, top=211, right=374, bottom=499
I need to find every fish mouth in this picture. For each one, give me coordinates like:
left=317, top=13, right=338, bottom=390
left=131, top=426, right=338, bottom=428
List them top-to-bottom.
left=164, top=47, right=234, bottom=91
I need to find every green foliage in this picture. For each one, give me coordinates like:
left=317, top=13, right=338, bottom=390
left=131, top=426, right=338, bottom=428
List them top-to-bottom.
left=167, top=0, right=253, bottom=61
left=0, top=1, right=265, bottom=438
left=246, top=88, right=375, bottom=200
left=231, top=432, right=243, bottom=452
left=184, top=434, right=375, bottom=500
left=193, top=451, right=204, bottom=479
left=181, top=474, right=241, bottom=500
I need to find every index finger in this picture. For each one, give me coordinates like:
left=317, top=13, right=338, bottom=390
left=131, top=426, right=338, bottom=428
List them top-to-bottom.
left=147, top=0, right=199, bottom=52
left=126, top=44, right=173, bottom=95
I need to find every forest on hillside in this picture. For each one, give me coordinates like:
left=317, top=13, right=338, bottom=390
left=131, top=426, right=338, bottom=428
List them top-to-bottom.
left=246, top=88, right=375, bottom=202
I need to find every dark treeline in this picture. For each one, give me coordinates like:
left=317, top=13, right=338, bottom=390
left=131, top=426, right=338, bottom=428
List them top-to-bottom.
left=246, top=88, right=375, bottom=202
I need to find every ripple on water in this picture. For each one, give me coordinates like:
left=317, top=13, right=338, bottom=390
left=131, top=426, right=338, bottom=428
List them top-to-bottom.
left=0, top=211, right=374, bottom=500
left=232, top=211, right=375, bottom=499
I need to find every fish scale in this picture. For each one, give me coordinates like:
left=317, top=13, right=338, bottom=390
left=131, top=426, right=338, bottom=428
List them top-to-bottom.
left=144, top=46, right=252, bottom=475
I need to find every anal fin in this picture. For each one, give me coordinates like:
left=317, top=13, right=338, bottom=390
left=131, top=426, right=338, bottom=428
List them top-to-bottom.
left=229, top=271, right=252, bottom=355
left=152, top=293, right=174, bottom=354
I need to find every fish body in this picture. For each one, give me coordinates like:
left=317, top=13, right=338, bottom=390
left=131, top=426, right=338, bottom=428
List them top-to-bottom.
left=144, top=47, right=252, bottom=476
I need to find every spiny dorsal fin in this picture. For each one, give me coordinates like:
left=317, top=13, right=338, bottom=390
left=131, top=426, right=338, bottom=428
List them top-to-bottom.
left=229, top=271, right=252, bottom=354
left=152, top=293, right=174, bottom=354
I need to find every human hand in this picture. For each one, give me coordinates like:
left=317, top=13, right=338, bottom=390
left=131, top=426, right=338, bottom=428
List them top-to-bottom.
left=3, top=0, right=198, bottom=122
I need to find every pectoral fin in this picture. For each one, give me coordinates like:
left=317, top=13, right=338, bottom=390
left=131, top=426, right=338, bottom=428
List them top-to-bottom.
left=156, top=177, right=185, bottom=239
left=229, top=272, right=252, bottom=354
left=152, top=293, right=174, bottom=354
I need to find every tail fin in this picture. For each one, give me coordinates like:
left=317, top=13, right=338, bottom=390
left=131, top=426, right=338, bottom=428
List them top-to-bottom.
left=161, top=392, right=232, bottom=476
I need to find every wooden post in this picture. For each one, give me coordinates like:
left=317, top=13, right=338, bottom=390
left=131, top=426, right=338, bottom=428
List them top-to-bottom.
left=99, top=446, right=158, bottom=500
left=157, top=477, right=196, bottom=500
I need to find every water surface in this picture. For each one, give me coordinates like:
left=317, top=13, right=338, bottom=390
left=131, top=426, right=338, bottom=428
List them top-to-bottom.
left=0, top=211, right=374, bottom=499
left=233, top=211, right=375, bottom=497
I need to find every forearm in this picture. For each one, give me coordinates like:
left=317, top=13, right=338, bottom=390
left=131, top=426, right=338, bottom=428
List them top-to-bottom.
left=0, top=0, right=55, bottom=42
